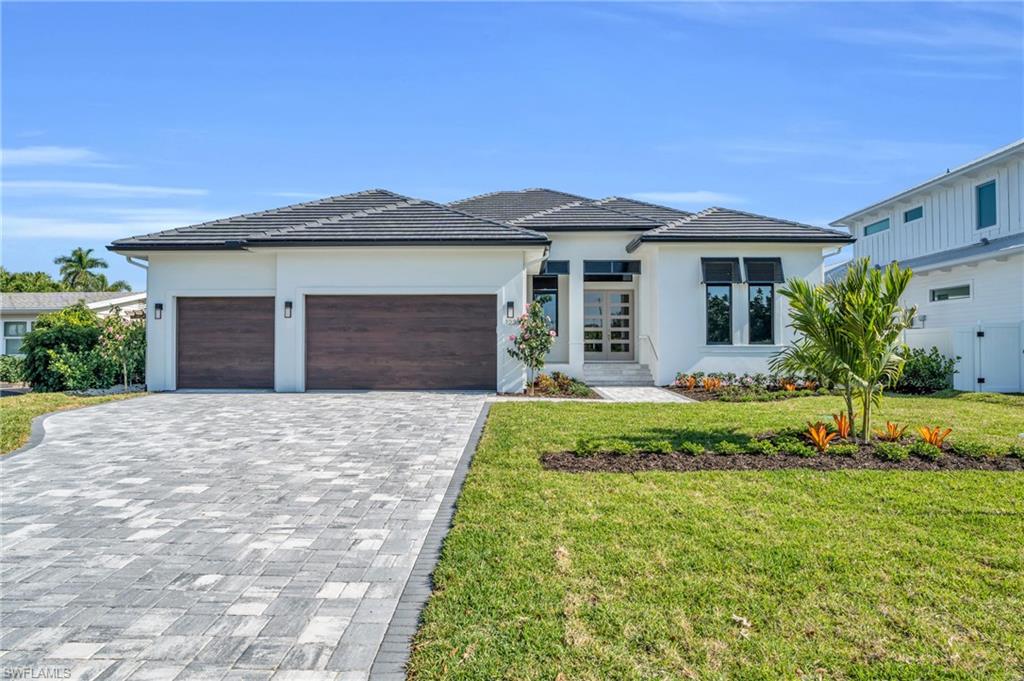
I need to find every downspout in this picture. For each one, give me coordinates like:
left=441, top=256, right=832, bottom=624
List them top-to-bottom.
left=126, top=255, right=149, bottom=270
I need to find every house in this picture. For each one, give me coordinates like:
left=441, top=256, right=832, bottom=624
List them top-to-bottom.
left=829, top=140, right=1024, bottom=393
left=108, top=189, right=851, bottom=392
left=0, top=291, right=147, bottom=355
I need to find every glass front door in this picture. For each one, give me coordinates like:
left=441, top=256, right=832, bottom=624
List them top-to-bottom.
left=583, top=290, right=634, bottom=361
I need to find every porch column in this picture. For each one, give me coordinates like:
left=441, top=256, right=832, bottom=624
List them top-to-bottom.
left=568, top=259, right=585, bottom=377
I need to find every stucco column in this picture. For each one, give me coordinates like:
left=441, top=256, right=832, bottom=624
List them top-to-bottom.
left=568, top=259, right=585, bottom=377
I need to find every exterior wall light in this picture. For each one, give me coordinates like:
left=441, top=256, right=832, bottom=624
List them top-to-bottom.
left=284, top=301, right=293, bottom=318
left=506, top=301, right=515, bottom=320
left=154, top=303, right=163, bottom=320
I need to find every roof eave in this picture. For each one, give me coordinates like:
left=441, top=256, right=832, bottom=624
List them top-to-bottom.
left=640, top=235, right=855, bottom=244
left=110, top=237, right=551, bottom=252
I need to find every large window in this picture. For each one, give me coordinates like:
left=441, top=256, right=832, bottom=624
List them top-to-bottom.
left=976, top=180, right=996, bottom=229
left=864, top=217, right=890, bottom=236
left=531, top=275, right=558, bottom=332
left=929, top=284, right=970, bottom=302
left=706, top=286, right=732, bottom=344
left=748, top=286, right=774, bottom=344
left=3, top=321, right=30, bottom=355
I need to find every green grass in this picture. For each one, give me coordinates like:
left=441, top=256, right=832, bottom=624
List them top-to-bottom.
left=1, top=391, right=145, bottom=455
left=409, top=394, right=1024, bottom=680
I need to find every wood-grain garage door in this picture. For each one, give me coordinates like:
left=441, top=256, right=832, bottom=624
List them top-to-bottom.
left=305, top=295, right=497, bottom=390
left=176, top=297, right=275, bottom=389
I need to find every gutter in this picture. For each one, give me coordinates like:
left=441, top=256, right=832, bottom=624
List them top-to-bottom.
left=108, top=237, right=552, bottom=252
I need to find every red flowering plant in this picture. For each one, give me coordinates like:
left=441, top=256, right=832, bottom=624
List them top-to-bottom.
left=506, top=297, right=557, bottom=395
left=98, top=309, right=146, bottom=391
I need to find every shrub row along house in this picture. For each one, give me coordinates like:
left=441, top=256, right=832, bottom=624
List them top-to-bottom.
left=829, top=139, right=1023, bottom=393
left=108, top=189, right=850, bottom=392
left=0, top=292, right=146, bottom=356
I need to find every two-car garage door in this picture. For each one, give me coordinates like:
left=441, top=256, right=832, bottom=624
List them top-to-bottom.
left=175, top=295, right=497, bottom=390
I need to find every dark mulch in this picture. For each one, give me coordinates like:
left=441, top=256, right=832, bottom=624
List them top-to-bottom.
left=666, top=387, right=816, bottom=402
left=666, top=388, right=719, bottom=402
left=498, top=391, right=601, bottom=400
left=542, top=450, right=1024, bottom=473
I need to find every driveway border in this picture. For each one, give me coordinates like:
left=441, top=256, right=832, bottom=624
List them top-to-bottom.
left=4, top=395, right=151, bottom=460
left=368, top=401, right=492, bottom=679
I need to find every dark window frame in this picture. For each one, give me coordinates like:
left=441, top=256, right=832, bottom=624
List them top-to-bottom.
left=976, top=180, right=997, bottom=229
left=903, top=206, right=923, bottom=223
left=864, top=217, right=890, bottom=236
left=700, top=257, right=741, bottom=284
left=743, top=257, right=784, bottom=284
left=540, top=260, right=570, bottom=275
left=532, top=275, right=559, bottom=332
left=748, top=283, right=775, bottom=344
left=705, top=284, right=733, bottom=345
left=929, top=284, right=971, bottom=302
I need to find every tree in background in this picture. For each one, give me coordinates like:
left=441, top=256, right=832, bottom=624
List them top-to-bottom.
left=52, top=247, right=131, bottom=291
left=0, top=267, right=64, bottom=292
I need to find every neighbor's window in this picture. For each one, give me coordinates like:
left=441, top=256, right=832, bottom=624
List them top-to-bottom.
left=976, top=180, right=996, bottom=229
left=903, top=206, right=923, bottom=223
left=864, top=217, right=890, bottom=236
left=531, top=275, right=558, bottom=332
left=929, top=284, right=971, bottom=302
left=706, top=285, right=732, bottom=344
left=3, top=321, right=30, bottom=355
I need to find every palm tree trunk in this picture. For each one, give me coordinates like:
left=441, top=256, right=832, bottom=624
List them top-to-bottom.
left=844, top=384, right=855, bottom=437
left=861, top=388, right=872, bottom=442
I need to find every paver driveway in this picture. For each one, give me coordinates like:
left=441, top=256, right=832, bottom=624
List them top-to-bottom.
left=0, top=392, right=487, bottom=681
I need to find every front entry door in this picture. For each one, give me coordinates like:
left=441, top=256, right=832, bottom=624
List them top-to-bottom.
left=584, top=290, right=634, bottom=361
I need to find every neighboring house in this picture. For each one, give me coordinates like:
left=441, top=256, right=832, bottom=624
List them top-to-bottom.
left=829, top=139, right=1024, bottom=393
left=108, top=188, right=850, bottom=392
left=0, top=291, right=147, bottom=355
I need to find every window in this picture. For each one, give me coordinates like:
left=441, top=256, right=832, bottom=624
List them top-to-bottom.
left=976, top=180, right=996, bottom=229
left=903, top=206, right=923, bottom=223
left=864, top=218, right=890, bottom=236
left=700, top=257, right=741, bottom=284
left=742, top=257, right=784, bottom=284
left=540, top=260, right=569, bottom=275
left=583, top=260, right=640, bottom=282
left=532, top=276, right=558, bottom=332
left=929, top=284, right=970, bottom=302
left=706, top=285, right=732, bottom=344
left=748, top=285, right=774, bottom=344
left=3, top=321, right=30, bottom=355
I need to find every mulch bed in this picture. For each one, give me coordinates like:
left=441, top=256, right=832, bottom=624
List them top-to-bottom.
left=666, top=388, right=817, bottom=402
left=497, top=392, right=601, bottom=400
left=541, top=451, right=1024, bottom=473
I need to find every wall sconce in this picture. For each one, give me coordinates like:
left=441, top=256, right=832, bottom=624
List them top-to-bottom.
left=284, top=301, right=293, bottom=319
left=505, top=301, right=515, bottom=320
left=154, top=303, right=163, bottom=320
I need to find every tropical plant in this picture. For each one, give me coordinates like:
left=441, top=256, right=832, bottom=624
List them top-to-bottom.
left=51, top=247, right=132, bottom=291
left=0, top=267, right=64, bottom=292
left=507, top=298, right=557, bottom=396
left=20, top=303, right=104, bottom=391
left=98, top=311, right=146, bottom=390
left=892, top=346, right=958, bottom=394
left=702, top=376, right=722, bottom=391
left=832, top=412, right=852, bottom=439
left=806, top=421, right=838, bottom=453
left=874, top=421, right=908, bottom=442
left=918, top=426, right=953, bottom=447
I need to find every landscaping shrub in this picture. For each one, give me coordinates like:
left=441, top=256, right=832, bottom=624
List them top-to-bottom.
left=21, top=304, right=104, bottom=391
left=99, top=313, right=145, bottom=389
left=47, top=346, right=117, bottom=391
left=893, top=346, right=958, bottom=394
left=0, top=354, right=25, bottom=382
left=531, top=371, right=592, bottom=398
left=774, top=436, right=815, bottom=457
left=574, top=437, right=633, bottom=456
left=575, top=437, right=602, bottom=456
left=639, top=439, right=675, bottom=454
left=747, top=439, right=779, bottom=456
left=951, top=439, right=997, bottom=459
left=677, top=441, right=705, bottom=456
left=908, top=441, right=943, bottom=461
left=875, top=442, right=908, bottom=462
left=829, top=443, right=859, bottom=457
left=1009, top=443, right=1024, bottom=460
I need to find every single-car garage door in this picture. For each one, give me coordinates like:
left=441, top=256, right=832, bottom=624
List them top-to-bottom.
left=305, top=294, right=497, bottom=390
left=177, top=297, right=275, bottom=389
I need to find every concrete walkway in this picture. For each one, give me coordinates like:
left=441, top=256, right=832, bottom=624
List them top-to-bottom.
left=592, top=386, right=693, bottom=403
left=0, top=392, right=487, bottom=681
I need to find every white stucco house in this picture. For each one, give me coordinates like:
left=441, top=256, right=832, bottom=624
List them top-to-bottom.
left=829, top=140, right=1023, bottom=393
left=108, top=188, right=851, bottom=392
left=0, top=291, right=146, bottom=356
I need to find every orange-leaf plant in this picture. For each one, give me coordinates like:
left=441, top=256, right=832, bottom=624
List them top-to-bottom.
left=683, top=375, right=697, bottom=390
left=702, top=377, right=722, bottom=391
left=782, top=382, right=797, bottom=392
left=832, top=413, right=852, bottom=439
left=806, top=421, right=838, bottom=453
left=873, top=421, right=907, bottom=442
left=918, top=426, right=953, bottom=447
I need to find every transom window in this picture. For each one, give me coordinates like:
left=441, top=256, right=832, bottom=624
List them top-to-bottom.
left=976, top=180, right=996, bottom=229
left=903, top=206, right=923, bottom=223
left=864, top=217, right=890, bottom=236
left=531, top=275, right=559, bottom=332
left=929, top=284, right=970, bottom=302
left=3, top=321, right=31, bottom=355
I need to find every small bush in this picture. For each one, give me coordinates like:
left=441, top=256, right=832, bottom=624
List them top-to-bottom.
left=20, top=304, right=103, bottom=391
left=47, top=346, right=117, bottom=391
left=893, top=346, right=958, bottom=394
left=0, top=354, right=25, bottom=382
left=775, top=436, right=815, bottom=457
left=575, top=437, right=602, bottom=456
left=639, top=439, right=674, bottom=454
left=747, top=439, right=778, bottom=456
left=951, top=439, right=997, bottom=459
left=713, top=440, right=744, bottom=456
left=677, top=441, right=705, bottom=456
left=907, top=441, right=942, bottom=461
left=875, top=442, right=908, bottom=462
left=829, top=443, right=860, bottom=457
left=1008, top=443, right=1024, bottom=460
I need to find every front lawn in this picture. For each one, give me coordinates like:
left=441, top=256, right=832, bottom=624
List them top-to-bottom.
left=0, top=392, right=145, bottom=455
left=409, top=394, right=1024, bottom=680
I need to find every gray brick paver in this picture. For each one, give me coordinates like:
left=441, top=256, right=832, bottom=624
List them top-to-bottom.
left=2, top=392, right=485, bottom=678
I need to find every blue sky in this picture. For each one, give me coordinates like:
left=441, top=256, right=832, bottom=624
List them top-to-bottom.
left=2, top=2, right=1021, bottom=291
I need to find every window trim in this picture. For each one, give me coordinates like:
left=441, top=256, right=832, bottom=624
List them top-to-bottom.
left=975, top=179, right=997, bottom=230
left=903, top=205, right=924, bottom=223
left=863, top=217, right=891, bottom=236
left=928, top=282, right=972, bottom=303
left=705, top=283, right=733, bottom=345
left=747, top=283, right=775, bottom=345
left=2, top=320, right=32, bottom=356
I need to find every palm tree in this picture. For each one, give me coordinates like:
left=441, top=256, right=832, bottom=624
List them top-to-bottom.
left=54, top=247, right=108, bottom=289
left=82, top=273, right=132, bottom=292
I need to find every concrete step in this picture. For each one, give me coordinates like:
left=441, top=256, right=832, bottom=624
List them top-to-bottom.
left=583, top=363, right=656, bottom=387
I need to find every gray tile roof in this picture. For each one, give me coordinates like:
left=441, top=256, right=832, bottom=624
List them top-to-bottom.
left=448, top=188, right=591, bottom=223
left=109, top=190, right=549, bottom=250
left=593, top=196, right=694, bottom=223
left=507, top=200, right=662, bottom=231
left=634, top=207, right=854, bottom=245
left=1, top=291, right=139, bottom=312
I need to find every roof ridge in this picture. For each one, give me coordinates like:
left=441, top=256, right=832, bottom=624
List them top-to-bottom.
left=448, top=187, right=590, bottom=207
left=596, top=195, right=694, bottom=215
left=423, top=198, right=551, bottom=240
left=506, top=199, right=585, bottom=224
left=582, top=199, right=664, bottom=225
left=254, top=200, right=418, bottom=237
left=644, top=206, right=715, bottom=235
left=702, top=206, right=851, bottom=236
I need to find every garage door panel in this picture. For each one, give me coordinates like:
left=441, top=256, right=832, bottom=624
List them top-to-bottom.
left=305, top=295, right=497, bottom=390
left=177, top=297, right=275, bottom=389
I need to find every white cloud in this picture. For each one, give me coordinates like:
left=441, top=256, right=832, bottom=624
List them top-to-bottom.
left=1, top=146, right=106, bottom=167
left=3, top=180, right=207, bottom=199
left=631, top=190, right=746, bottom=206
left=3, top=208, right=221, bottom=240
